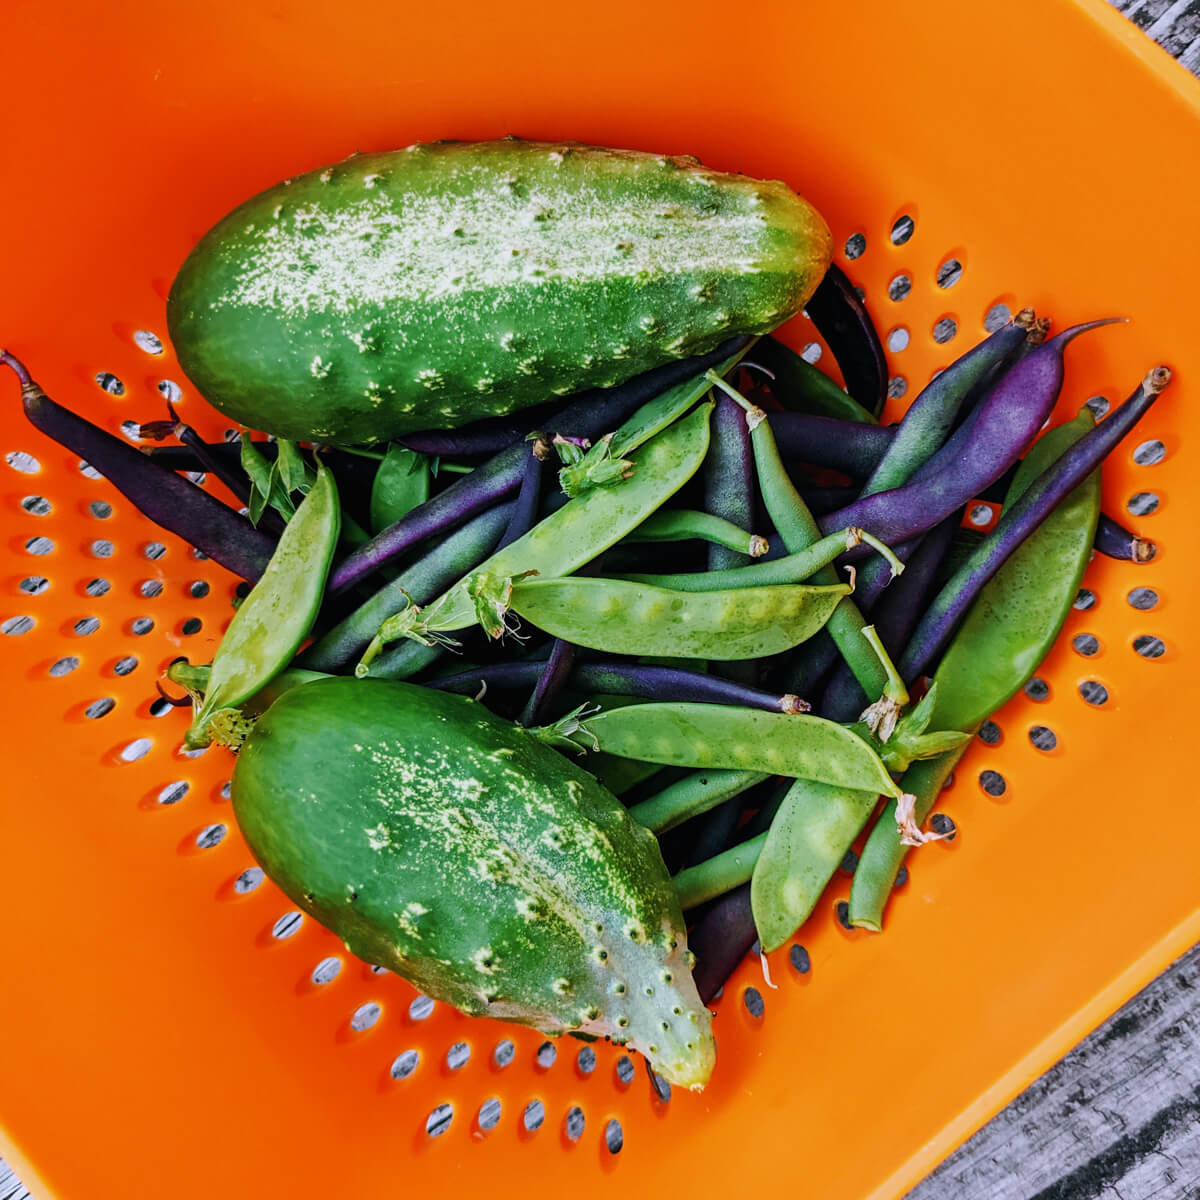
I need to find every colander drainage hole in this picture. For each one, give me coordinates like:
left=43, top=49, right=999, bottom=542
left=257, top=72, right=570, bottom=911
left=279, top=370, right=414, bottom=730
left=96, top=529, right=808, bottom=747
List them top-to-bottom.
left=889, top=214, right=915, bottom=245
left=844, top=232, right=866, bottom=260
left=936, top=257, right=963, bottom=288
left=887, top=273, right=912, bottom=302
left=983, top=301, right=1011, bottom=332
left=932, top=316, right=958, bottom=344
left=887, top=326, right=910, bottom=352
left=133, top=329, right=164, bottom=355
left=800, top=341, right=822, bottom=364
left=95, top=371, right=125, bottom=396
left=887, top=376, right=908, bottom=399
left=158, top=379, right=183, bottom=403
left=1133, top=438, right=1165, bottom=466
left=6, top=450, right=41, bottom=473
left=79, top=460, right=103, bottom=480
left=1127, top=491, right=1159, bottom=517
left=22, top=494, right=51, bottom=515
left=89, top=499, right=112, bottom=519
left=25, top=536, right=54, bottom=556
left=90, top=539, right=114, bottom=558
left=143, top=541, right=167, bottom=560
left=19, top=576, right=49, bottom=595
left=86, top=578, right=111, bottom=597
left=140, top=580, right=164, bottom=598
left=1127, top=587, right=1158, bottom=611
left=1073, top=588, right=1097, bottom=611
left=1, top=616, right=33, bottom=635
left=74, top=616, right=100, bottom=636
left=1072, top=633, right=1101, bottom=657
left=1133, top=635, right=1166, bottom=659
left=113, top=655, right=138, bottom=676
left=49, top=656, right=80, bottom=677
left=1024, top=676, right=1050, bottom=701
left=1079, top=680, right=1109, bottom=706
left=85, top=697, right=115, bottom=719
left=978, top=720, right=1002, bottom=745
left=1029, top=726, right=1057, bottom=752
left=119, top=737, right=153, bottom=763
left=979, top=770, right=1007, bottom=797
left=157, top=780, right=188, bottom=804
left=929, top=813, right=957, bottom=839
left=195, top=823, right=226, bottom=849
left=839, top=849, right=858, bottom=876
left=894, top=865, right=909, bottom=888
left=233, top=867, right=264, bottom=894
left=835, top=902, right=853, bottom=931
left=272, top=911, right=304, bottom=939
left=789, top=944, right=811, bottom=975
left=312, top=957, right=342, bottom=986
left=409, top=995, right=435, bottom=1022
left=350, top=1002, right=381, bottom=1032
left=492, top=1038, right=515, bottom=1067
left=535, top=1040, right=556, bottom=1069
left=446, top=1041, right=471, bottom=1071
left=576, top=1046, right=596, bottom=1075
left=391, top=1049, right=420, bottom=1079
left=614, top=1055, right=635, bottom=1086
left=646, top=1066, right=671, bottom=1103
left=477, top=1098, right=502, bottom=1131
left=523, top=1099, right=545, bottom=1132
left=425, top=1103, right=453, bottom=1138
left=565, top=1106, right=586, bottom=1141
left=605, top=1119, right=624, bottom=1154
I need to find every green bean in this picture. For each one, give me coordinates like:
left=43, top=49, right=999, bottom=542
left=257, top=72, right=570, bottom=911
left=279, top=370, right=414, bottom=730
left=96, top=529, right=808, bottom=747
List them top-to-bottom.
left=706, top=371, right=891, bottom=700
left=357, top=403, right=713, bottom=670
left=848, top=407, right=1102, bottom=930
left=369, top=444, right=431, bottom=533
left=185, top=462, right=341, bottom=748
left=624, top=508, right=768, bottom=557
left=618, top=526, right=902, bottom=593
left=504, top=576, right=850, bottom=661
left=559, top=703, right=907, bottom=799
left=628, top=769, right=768, bottom=834
left=749, top=779, right=879, bottom=951
left=674, top=834, right=768, bottom=911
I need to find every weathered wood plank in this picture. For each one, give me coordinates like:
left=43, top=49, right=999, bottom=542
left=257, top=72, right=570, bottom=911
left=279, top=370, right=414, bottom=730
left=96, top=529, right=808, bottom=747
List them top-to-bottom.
left=907, top=944, right=1200, bottom=1200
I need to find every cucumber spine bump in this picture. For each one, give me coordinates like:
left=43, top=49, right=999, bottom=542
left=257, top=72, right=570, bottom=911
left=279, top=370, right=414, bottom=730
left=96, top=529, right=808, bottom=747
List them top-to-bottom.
left=168, top=139, right=832, bottom=443
left=230, top=677, right=715, bottom=1088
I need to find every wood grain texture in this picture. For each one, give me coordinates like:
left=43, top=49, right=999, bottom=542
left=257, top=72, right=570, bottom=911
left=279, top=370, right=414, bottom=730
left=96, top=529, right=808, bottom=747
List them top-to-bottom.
left=0, top=4, right=1197, bottom=1200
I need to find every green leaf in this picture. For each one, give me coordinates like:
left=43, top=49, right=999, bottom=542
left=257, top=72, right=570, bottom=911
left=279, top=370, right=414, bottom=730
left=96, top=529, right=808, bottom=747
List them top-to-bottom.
left=275, top=439, right=312, bottom=495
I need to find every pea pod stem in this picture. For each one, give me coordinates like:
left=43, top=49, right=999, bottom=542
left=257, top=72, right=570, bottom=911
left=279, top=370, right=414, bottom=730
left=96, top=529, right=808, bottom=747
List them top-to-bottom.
left=1, top=351, right=277, bottom=582
left=900, top=367, right=1170, bottom=683
left=705, top=370, right=891, bottom=700
left=625, top=508, right=768, bottom=557
left=617, top=526, right=901, bottom=593
left=426, top=660, right=809, bottom=715
left=628, top=769, right=767, bottom=834
left=674, top=833, right=768, bottom=911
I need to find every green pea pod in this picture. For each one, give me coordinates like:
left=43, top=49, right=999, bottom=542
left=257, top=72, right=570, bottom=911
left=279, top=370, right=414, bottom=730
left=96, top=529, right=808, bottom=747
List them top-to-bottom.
left=359, top=403, right=714, bottom=670
left=849, top=407, right=1101, bottom=930
left=369, top=445, right=431, bottom=533
left=185, top=462, right=341, bottom=748
left=506, top=576, right=849, bottom=661
left=169, top=662, right=328, bottom=718
left=568, top=702, right=904, bottom=799
left=750, top=779, right=879, bottom=951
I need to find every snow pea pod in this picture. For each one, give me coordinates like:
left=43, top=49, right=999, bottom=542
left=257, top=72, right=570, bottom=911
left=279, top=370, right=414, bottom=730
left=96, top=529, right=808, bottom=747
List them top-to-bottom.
left=359, top=403, right=714, bottom=670
left=849, top=404, right=1104, bottom=930
left=369, top=444, right=430, bottom=533
left=186, top=462, right=341, bottom=747
left=625, top=509, right=768, bottom=558
left=505, top=576, right=849, bottom=661
left=563, top=703, right=906, bottom=799
left=628, top=769, right=768, bottom=835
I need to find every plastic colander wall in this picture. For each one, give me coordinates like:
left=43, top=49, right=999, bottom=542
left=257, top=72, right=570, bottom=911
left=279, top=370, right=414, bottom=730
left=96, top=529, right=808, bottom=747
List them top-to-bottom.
left=1, top=2, right=1198, bottom=1198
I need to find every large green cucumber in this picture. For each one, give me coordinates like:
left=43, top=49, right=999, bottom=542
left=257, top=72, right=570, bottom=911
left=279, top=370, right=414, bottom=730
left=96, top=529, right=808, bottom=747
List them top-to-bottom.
left=168, top=139, right=831, bottom=443
left=231, top=676, right=715, bottom=1089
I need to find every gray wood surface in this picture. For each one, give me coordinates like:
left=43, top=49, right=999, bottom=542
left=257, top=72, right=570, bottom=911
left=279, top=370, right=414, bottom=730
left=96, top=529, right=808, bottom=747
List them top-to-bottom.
left=1, top=5, right=1197, bottom=1200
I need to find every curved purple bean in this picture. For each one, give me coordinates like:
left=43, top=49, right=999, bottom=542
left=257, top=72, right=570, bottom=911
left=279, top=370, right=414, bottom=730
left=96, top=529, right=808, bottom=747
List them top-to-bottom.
left=805, top=263, right=888, bottom=417
left=862, top=313, right=1034, bottom=494
left=817, top=320, right=1118, bottom=552
left=396, top=335, right=750, bottom=457
left=329, top=340, right=748, bottom=594
left=1, top=351, right=275, bottom=582
left=900, top=367, right=1170, bottom=682
left=768, top=411, right=893, bottom=476
left=497, top=440, right=547, bottom=551
left=1094, top=511, right=1156, bottom=563
left=519, top=637, right=576, bottom=726
left=427, top=660, right=807, bottom=714
left=688, top=883, right=757, bottom=1004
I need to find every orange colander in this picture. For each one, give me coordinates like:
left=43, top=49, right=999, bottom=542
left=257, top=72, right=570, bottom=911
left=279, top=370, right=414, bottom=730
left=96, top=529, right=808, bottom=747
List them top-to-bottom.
left=2, top=2, right=1198, bottom=1197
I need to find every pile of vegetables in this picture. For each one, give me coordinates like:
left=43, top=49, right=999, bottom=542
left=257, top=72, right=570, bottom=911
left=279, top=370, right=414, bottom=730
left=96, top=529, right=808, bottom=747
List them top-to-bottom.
left=1, top=139, right=1168, bottom=1092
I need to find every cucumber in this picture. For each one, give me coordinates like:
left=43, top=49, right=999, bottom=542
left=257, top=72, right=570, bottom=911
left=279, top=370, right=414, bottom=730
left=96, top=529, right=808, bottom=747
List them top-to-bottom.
left=168, top=139, right=831, bottom=443
left=231, top=676, right=715, bottom=1089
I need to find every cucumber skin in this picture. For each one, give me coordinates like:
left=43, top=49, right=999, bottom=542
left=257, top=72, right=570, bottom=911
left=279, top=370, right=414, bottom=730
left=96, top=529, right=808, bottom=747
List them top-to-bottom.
left=168, top=139, right=831, bottom=443
left=231, top=677, right=714, bottom=1087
